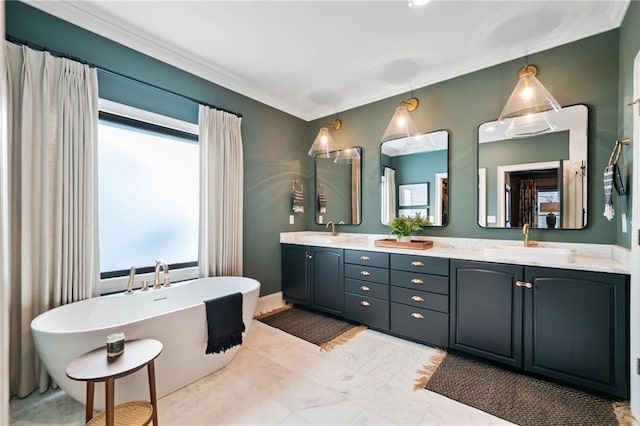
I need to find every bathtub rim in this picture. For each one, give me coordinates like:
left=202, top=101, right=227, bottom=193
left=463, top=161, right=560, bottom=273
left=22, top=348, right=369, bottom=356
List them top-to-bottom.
left=30, top=276, right=260, bottom=336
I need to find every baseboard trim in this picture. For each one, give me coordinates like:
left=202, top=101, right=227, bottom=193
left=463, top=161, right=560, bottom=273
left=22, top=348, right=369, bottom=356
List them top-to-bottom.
left=255, top=291, right=285, bottom=317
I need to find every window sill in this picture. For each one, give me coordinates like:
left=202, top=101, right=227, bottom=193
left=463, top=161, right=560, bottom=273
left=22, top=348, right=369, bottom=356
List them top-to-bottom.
left=100, top=266, right=199, bottom=295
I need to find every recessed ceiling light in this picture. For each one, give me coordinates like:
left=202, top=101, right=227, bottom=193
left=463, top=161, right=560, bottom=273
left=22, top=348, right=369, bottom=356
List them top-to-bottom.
left=408, top=0, right=432, bottom=8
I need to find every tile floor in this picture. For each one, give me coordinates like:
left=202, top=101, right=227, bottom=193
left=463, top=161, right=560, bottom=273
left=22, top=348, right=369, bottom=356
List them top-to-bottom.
left=10, top=321, right=513, bottom=425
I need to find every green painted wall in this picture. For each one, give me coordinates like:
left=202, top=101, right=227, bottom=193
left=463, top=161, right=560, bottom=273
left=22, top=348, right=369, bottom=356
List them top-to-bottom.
left=617, top=0, right=640, bottom=248
left=6, top=1, right=309, bottom=296
left=309, top=30, right=621, bottom=245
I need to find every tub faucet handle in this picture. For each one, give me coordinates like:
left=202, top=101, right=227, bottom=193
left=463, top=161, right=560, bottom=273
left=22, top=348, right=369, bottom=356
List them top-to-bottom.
left=125, top=266, right=136, bottom=295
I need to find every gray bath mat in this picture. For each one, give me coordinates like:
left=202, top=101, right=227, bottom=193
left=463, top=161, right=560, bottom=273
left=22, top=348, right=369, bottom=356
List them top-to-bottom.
left=256, top=306, right=365, bottom=350
left=417, top=352, right=634, bottom=426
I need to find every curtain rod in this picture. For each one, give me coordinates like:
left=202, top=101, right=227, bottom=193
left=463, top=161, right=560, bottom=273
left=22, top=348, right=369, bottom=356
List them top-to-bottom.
left=5, top=34, right=243, bottom=118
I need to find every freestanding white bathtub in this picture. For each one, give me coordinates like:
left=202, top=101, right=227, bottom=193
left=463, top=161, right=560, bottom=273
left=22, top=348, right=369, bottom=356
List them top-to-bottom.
left=31, top=276, right=260, bottom=410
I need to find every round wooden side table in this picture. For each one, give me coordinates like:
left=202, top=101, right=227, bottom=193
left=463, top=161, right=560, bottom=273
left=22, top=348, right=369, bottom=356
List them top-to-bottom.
left=66, top=338, right=163, bottom=426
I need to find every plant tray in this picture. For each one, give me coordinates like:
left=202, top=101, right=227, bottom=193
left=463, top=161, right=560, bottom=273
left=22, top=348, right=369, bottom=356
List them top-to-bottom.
left=374, top=239, right=433, bottom=250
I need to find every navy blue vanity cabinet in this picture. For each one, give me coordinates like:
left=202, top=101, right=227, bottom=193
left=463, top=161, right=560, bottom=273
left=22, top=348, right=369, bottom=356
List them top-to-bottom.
left=281, top=244, right=344, bottom=316
left=282, top=244, right=311, bottom=305
left=310, top=246, right=344, bottom=316
left=343, top=250, right=390, bottom=330
left=389, top=254, right=450, bottom=347
left=450, top=259, right=629, bottom=399
left=449, top=260, right=524, bottom=367
left=524, top=267, right=629, bottom=399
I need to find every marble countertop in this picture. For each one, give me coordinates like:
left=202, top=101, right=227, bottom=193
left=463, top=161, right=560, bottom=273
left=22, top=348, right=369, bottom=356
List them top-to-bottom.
left=280, top=231, right=630, bottom=275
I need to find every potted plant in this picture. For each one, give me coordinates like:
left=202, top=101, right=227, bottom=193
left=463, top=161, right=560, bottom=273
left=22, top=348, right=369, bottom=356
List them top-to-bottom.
left=386, top=213, right=429, bottom=242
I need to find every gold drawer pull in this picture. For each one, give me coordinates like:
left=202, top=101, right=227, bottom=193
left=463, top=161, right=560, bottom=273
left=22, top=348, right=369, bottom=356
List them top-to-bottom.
left=360, top=256, right=370, bottom=261
left=411, top=261, right=424, bottom=267
left=360, top=271, right=371, bottom=276
left=411, top=278, right=424, bottom=285
left=516, top=281, right=532, bottom=289
left=360, top=285, right=371, bottom=292
left=411, top=296, right=425, bottom=302
left=360, top=301, right=371, bottom=307
left=411, top=313, right=424, bottom=319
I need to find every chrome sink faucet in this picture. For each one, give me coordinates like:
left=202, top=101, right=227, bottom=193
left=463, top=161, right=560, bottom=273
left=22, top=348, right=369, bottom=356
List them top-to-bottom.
left=326, top=221, right=338, bottom=236
left=522, top=224, right=538, bottom=247
left=154, top=259, right=170, bottom=289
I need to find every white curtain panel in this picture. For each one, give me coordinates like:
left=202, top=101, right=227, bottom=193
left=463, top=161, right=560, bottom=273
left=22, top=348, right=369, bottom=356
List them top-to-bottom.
left=0, top=7, right=9, bottom=423
left=5, top=42, right=99, bottom=396
left=198, top=105, right=244, bottom=277
left=381, top=167, right=396, bottom=225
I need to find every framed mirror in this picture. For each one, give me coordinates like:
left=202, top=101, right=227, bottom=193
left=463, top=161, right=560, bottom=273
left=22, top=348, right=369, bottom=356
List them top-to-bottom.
left=478, top=104, right=587, bottom=229
left=380, top=130, right=449, bottom=226
left=315, top=147, right=362, bottom=225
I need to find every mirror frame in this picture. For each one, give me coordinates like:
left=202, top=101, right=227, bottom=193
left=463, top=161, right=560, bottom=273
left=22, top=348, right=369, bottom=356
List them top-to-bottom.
left=477, top=104, right=588, bottom=229
left=379, top=129, right=450, bottom=227
left=314, top=146, right=363, bottom=225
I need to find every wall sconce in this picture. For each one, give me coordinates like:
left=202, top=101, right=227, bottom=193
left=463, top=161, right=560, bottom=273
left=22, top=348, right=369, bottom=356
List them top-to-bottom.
left=499, top=65, right=561, bottom=137
left=381, top=97, right=421, bottom=142
left=308, top=118, right=342, bottom=158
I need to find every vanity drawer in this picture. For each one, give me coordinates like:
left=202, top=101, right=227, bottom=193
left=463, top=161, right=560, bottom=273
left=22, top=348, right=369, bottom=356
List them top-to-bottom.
left=345, top=250, right=389, bottom=268
left=390, top=254, right=449, bottom=276
left=345, top=264, right=389, bottom=285
left=390, top=270, right=449, bottom=295
left=345, top=278, right=389, bottom=300
left=390, top=286, right=448, bottom=313
left=345, top=293, right=389, bottom=330
left=390, top=302, right=448, bottom=347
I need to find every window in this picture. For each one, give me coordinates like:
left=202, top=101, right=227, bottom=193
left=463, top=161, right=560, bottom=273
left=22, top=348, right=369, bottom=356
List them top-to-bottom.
left=97, top=101, right=199, bottom=292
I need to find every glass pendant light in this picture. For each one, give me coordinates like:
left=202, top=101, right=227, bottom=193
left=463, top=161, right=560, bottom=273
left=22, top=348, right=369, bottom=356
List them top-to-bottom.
left=499, top=65, right=561, bottom=137
left=381, top=97, right=421, bottom=142
left=503, top=112, right=557, bottom=138
left=308, top=118, right=341, bottom=158
left=308, top=128, right=337, bottom=158
left=334, top=147, right=361, bottom=164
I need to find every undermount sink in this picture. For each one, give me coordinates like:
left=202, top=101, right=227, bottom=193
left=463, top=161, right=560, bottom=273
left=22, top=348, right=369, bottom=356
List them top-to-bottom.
left=299, top=234, right=350, bottom=244
left=483, top=245, right=573, bottom=264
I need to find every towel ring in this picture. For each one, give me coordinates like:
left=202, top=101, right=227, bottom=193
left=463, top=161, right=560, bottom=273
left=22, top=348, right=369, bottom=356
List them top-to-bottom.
left=608, top=138, right=630, bottom=167
left=291, top=180, right=303, bottom=193
left=317, top=183, right=326, bottom=195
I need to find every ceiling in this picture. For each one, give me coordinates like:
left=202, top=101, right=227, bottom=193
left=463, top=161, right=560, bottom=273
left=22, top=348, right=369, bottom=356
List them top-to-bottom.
left=26, top=0, right=629, bottom=121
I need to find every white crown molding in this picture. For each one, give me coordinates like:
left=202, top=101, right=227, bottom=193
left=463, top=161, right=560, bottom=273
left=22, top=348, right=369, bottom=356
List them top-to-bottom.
left=24, top=0, right=308, bottom=120
left=607, top=0, right=631, bottom=26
